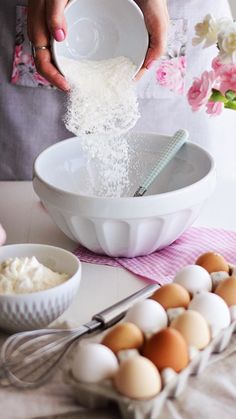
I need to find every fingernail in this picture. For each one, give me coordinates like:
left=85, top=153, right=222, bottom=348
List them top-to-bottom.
left=54, top=29, right=65, bottom=42
left=146, top=60, right=154, bottom=70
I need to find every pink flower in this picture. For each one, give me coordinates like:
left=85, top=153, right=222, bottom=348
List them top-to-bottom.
left=156, top=56, right=186, bottom=94
left=211, top=56, right=224, bottom=74
left=219, top=64, right=236, bottom=94
left=11, top=67, right=20, bottom=84
left=33, top=71, right=51, bottom=86
left=187, top=71, right=215, bottom=111
left=206, top=101, right=224, bottom=116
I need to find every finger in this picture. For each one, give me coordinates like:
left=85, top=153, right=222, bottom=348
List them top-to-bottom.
left=28, top=0, right=49, bottom=46
left=46, top=0, right=69, bottom=41
left=27, top=1, right=69, bottom=90
left=143, top=21, right=168, bottom=69
left=34, top=48, right=70, bottom=91
left=134, top=68, right=148, bottom=81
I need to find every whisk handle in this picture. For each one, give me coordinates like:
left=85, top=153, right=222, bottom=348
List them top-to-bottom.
left=92, top=283, right=159, bottom=328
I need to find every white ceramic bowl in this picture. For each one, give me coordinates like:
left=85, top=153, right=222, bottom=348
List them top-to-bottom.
left=52, top=0, right=148, bottom=76
left=33, top=133, right=216, bottom=258
left=0, top=244, right=81, bottom=332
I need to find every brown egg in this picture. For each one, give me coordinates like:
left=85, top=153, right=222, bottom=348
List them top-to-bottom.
left=195, top=252, right=229, bottom=273
left=215, top=276, right=236, bottom=306
left=150, top=283, right=190, bottom=309
left=170, top=310, right=211, bottom=349
left=101, top=322, right=144, bottom=354
left=142, top=328, right=189, bottom=372
left=114, top=355, right=162, bottom=399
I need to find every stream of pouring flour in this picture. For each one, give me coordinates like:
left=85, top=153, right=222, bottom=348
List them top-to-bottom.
left=61, top=56, right=140, bottom=197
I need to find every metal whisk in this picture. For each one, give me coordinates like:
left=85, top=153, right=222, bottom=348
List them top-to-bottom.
left=0, top=284, right=158, bottom=388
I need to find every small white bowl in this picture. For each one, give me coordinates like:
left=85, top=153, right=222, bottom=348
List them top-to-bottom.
left=52, top=0, right=148, bottom=76
left=33, top=133, right=216, bottom=258
left=0, top=244, right=81, bottom=332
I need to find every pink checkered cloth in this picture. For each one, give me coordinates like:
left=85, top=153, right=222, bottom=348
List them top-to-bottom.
left=74, top=227, right=236, bottom=285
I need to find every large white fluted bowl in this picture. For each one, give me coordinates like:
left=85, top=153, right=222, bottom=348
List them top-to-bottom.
left=33, top=133, right=216, bottom=258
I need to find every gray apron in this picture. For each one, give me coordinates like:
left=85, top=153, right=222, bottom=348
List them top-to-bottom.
left=0, top=0, right=70, bottom=180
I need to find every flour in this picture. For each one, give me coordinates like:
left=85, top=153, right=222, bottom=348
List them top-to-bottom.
left=61, top=56, right=140, bottom=197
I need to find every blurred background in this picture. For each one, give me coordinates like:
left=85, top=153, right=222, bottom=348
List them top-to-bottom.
left=229, top=0, right=236, bottom=17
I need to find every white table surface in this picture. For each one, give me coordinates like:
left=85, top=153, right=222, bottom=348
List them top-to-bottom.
left=0, top=179, right=236, bottom=419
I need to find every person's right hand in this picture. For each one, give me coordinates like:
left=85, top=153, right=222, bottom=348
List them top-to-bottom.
left=27, top=0, right=70, bottom=91
left=0, top=224, right=6, bottom=246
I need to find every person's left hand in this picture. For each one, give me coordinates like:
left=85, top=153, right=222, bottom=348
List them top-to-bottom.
left=134, top=0, right=169, bottom=80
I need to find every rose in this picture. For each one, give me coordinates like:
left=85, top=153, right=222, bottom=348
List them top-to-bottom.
left=192, top=14, right=218, bottom=48
left=218, top=23, right=236, bottom=63
left=156, top=56, right=186, bottom=94
left=211, top=57, right=224, bottom=74
left=219, top=64, right=236, bottom=94
left=187, top=71, right=215, bottom=111
left=206, top=101, right=224, bottom=116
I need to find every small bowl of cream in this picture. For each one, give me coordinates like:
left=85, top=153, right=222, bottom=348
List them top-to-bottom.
left=0, top=244, right=81, bottom=332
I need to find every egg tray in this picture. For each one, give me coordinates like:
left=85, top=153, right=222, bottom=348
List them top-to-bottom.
left=66, top=315, right=236, bottom=419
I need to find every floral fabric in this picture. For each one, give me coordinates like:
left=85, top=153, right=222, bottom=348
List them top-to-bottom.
left=11, top=5, right=53, bottom=88
left=137, top=18, right=188, bottom=99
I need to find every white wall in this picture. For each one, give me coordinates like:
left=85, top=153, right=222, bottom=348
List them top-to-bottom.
left=229, top=0, right=236, bottom=18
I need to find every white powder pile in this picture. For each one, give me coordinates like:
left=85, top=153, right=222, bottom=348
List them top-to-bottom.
left=61, top=56, right=140, bottom=197
left=0, top=257, right=69, bottom=294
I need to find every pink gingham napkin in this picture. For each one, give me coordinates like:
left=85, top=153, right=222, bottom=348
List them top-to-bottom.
left=74, top=227, right=236, bottom=285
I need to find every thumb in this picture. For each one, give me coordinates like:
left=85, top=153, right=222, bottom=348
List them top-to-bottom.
left=46, top=0, right=69, bottom=41
left=143, top=31, right=167, bottom=69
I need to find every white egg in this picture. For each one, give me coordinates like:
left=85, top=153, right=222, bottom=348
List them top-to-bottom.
left=174, top=265, right=212, bottom=294
left=188, top=292, right=231, bottom=330
left=125, top=299, right=168, bottom=334
left=72, top=343, right=119, bottom=383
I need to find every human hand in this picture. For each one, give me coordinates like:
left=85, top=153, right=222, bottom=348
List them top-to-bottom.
left=27, top=0, right=70, bottom=91
left=134, top=0, right=169, bottom=80
left=0, top=224, right=6, bottom=246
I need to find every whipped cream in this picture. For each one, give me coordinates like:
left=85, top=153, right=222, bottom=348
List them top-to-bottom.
left=0, top=256, right=69, bottom=294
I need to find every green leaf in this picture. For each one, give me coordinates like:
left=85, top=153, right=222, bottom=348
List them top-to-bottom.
left=209, top=89, right=228, bottom=104
left=225, top=90, right=236, bottom=101
left=225, top=101, right=236, bottom=110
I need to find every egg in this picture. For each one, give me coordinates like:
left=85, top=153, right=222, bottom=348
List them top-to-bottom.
left=195, top=252, right=229, bottom=274
left=174, top=265, right=212, bottom=294
left=211, top=271, right=229, bottom=291
left=215, top=276, right=236, bottom=306
left=151, top=283, right=190, bottom=309
left=188, top=292, right=231, bottom=330
left=125, top=299, right=168, bottom=335
left=170, top=310, right=211, bottom=349
left=101, top=322, right=144, bottom=354
left=142, top=328, right=189, bottom=372
left=72, top=343, right=119, bottom=383
left=114, top=355, right=162, bottom=399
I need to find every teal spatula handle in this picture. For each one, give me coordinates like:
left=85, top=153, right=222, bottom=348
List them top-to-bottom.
left=133, top=129, right=189, bottom=197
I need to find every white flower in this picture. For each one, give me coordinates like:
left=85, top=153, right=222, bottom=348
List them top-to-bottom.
left=192, top=14, right=218, bottom=47
left=218, top=22, right=236, bottom=63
